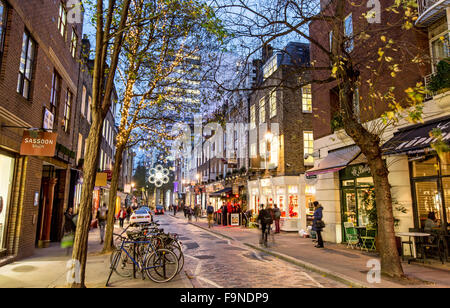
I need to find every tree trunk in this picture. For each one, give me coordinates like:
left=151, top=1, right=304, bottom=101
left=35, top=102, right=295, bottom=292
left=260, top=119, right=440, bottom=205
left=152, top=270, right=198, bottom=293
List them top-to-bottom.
left=339, top=78, right=405, bottom=279
left=70, top=113, right=103, bottom=288
left=103, top=143, right=125, bottom=253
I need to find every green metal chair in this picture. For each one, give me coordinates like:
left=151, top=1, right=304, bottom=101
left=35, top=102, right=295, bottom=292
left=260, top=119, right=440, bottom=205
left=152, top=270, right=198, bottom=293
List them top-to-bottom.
left=343, top=222, right=360, bottom=249
left=361, top=228, right=377, bottom=251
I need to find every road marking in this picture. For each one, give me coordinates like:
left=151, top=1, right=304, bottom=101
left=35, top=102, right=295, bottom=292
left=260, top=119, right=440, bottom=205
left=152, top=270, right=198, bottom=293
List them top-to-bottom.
left=301, top=272, right=325, bottom=288
left=196, top=276, right=224, bottom=288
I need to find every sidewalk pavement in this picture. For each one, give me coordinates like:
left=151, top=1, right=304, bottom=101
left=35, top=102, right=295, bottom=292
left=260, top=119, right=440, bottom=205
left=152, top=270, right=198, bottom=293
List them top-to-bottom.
left=179, top=215, right=450, bottom=288
left=0, top=224, right=193, bottom=288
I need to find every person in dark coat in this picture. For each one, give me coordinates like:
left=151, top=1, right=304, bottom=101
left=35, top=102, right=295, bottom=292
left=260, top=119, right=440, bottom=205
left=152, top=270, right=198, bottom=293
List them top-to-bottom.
left=312, top=201, right=324, bottom=248
left=222, top=204, right=228, bottom=226
left=64, top=207, right=76, bottom=234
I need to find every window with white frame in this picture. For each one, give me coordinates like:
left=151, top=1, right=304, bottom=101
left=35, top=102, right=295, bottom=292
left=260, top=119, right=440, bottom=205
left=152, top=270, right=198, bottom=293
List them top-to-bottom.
left=58, top=2, right=67, bottom=39
left=429, top=18, right=449, bottom=72
left=70, top=28, right=78, bottom=58
left=17, top=31, right=36, bottom=99
left=263, top=54, right=279, bottom=80
left=302, top=84, right=312, bottom=113
left=81, top=85, right=86, bottom=117
left=63, top=89, right=72, bottom=132
left=270, top=90, right=277, bottom=118
left=87, top=96, right=92, bottom=123
left=259, top=97, right=266, bottom=124
left=304, top=131, right=314, bottom=165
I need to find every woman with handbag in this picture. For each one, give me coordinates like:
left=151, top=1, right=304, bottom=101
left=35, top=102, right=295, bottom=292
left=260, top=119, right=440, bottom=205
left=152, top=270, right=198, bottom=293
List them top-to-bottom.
left=312, top=201, right=325, bottom=248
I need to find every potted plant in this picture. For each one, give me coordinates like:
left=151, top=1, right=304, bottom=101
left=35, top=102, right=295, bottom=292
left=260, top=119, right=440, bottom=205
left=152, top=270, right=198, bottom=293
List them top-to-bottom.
left=428, top=58, right=450, bottom=110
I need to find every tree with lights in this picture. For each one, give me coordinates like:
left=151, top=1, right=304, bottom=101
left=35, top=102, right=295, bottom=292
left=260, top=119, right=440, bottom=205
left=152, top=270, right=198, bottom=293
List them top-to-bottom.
left=101, top=0, right=226, bottom=253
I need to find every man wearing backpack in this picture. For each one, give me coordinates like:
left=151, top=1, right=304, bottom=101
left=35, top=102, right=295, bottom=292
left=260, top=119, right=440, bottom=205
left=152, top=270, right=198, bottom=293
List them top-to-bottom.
left=97, top=203, right=108, bottom=244
left=206, top=203, right=214, bottom=228
left=257, top=204, right=273, bottom=246
left=273, top=204, right=281, bottom=233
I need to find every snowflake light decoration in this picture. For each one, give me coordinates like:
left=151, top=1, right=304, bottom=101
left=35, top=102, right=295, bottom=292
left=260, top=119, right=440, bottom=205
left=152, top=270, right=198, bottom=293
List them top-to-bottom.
left=149, top=165, right=170, bottom=187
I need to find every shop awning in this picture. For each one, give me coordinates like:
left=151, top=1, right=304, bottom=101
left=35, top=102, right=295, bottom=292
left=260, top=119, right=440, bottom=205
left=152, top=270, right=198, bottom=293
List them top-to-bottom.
left=382, top=116, right=450, bottom=155
left=306, top=145, right=361, bottom=177
left=209, top=187, right=232, bottom=197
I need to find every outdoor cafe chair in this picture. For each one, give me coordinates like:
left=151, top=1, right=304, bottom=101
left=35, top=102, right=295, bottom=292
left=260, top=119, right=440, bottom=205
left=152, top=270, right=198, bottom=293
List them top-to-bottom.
left=343, top=222, right=360, bottom=249
left=361, top=228, right=377, bottom=251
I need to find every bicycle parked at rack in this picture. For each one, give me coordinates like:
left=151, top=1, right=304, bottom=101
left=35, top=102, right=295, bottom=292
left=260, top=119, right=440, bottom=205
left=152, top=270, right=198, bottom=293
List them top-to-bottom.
left=106, top=222, right=182, bottom=286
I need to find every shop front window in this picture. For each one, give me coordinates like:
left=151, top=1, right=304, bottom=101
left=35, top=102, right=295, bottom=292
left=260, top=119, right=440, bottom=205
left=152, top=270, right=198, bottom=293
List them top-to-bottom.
left=0, top=154, right=15, bottom=252
left=412, top=156, right=439, bottom=177
left=441, top=178, right=450, bottom=225
left=414, top=181, right=441, bottom=229
left=288, top=194, right=298, bottom=218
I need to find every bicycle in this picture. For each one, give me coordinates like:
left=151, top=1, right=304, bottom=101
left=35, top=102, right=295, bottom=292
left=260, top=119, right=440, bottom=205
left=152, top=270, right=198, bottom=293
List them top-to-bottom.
left=106, top=232, right=179, bottom=286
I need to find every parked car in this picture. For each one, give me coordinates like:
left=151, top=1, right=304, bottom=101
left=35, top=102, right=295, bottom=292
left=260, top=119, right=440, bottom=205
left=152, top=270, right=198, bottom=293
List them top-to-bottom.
left=155, top=205, right=165, bottom=215
left=130, top=208, right=153, bottom=224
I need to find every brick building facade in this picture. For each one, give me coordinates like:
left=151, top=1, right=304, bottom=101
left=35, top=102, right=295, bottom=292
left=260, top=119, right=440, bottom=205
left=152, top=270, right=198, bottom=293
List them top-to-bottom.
left=0, top=0, right=83, bottom=264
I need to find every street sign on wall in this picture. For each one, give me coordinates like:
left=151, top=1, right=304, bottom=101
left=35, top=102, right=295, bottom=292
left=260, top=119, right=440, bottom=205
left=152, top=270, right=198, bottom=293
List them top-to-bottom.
left=20, top=131, right=57, bottom=157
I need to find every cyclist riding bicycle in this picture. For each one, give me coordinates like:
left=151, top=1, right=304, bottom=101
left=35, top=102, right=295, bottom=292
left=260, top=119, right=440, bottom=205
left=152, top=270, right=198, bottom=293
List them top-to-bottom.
left=257, top=204, right=273, bottom=246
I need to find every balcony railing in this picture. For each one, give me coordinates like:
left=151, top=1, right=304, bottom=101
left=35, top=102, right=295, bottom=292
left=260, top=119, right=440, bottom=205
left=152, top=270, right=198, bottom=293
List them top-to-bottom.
left=416, top=0, right=450, bottom=27
left=418, top=0, right=440, bottom=15
left=424, top=73, right=436, bottom=100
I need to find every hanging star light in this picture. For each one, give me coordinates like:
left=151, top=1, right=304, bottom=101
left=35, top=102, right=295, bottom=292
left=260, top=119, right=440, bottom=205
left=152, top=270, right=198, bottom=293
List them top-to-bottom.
left=148, top=164, right=170, bottom=187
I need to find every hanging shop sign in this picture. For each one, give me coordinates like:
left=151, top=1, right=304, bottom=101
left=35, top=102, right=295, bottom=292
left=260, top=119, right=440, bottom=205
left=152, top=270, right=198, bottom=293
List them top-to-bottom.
left=20, top=131, right=58, bottom=157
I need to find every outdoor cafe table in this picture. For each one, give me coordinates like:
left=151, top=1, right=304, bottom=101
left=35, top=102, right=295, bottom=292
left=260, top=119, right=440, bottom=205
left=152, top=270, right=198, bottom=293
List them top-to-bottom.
left=396, top=232, right=430, bottom=261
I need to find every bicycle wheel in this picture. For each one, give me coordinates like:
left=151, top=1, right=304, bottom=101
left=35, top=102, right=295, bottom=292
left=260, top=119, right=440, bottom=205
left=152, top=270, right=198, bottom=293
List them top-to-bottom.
left=167, top=243, right=184, bottom=273
left=110, top=249, right=133, bottom=278
left=144, top=249, right=179, bottom=283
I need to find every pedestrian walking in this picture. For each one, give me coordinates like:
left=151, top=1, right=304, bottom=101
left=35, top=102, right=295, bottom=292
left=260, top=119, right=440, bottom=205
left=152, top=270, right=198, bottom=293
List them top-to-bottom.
left=312, top=201, right=325, bottom=248
left=97, top=203, right=108, bottom=244
left=207, top=203, right=214, bottom=228
left=173, top=204, right=177, bottom=216
left=222, top=204, right=228, bottom=226
left=257, top=204, right=273, bottom=246
left=273, top=204, right=281, bottom=233
left=194, top=205, right=200, bottom=222
left=117, top=206, right=127, bottom=228
left=126, top=206, right=132, bottom=223
left=188, top=206, right=194, bottom=222
left=61, top=207, right=76, bottom=254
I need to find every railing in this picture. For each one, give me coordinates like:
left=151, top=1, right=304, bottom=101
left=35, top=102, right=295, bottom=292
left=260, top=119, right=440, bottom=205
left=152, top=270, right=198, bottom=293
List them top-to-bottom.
left=417, top=0, right=441, bottom=15
left=424, top=73, right=436, bottom=100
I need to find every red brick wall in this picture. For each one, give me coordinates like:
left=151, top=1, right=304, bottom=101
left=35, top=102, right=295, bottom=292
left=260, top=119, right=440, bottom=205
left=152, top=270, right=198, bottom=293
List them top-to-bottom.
left=309, top=0, right=430, bottom=139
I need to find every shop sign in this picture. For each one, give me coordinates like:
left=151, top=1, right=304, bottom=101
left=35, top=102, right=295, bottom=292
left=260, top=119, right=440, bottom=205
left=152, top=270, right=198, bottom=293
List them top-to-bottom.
left=20, top=131, right=58, bottom=157
left=349, top=164, right=371, bottom=178
left=95, top=173, right=108, bottom=187
left=277, top=188, right=285, bottom=195
left=231, top=213, right=240, bottom=226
